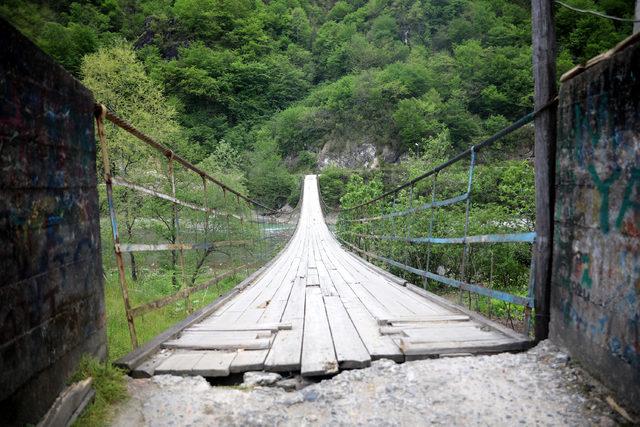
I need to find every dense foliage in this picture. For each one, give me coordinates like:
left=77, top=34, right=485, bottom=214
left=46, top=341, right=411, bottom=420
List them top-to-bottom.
left=2, top=0, right=635, bottom=205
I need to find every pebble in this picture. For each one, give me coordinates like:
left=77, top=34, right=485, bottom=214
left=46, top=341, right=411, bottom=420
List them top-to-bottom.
left=111, top=340, right=630, bottom=426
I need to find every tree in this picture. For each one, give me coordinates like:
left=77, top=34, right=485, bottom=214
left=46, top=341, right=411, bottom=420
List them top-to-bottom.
left=39, top=22, right=98, bottom=75
left=82, top=42, right=188, bottom=281
left=245, top=136, right=296, bottom=208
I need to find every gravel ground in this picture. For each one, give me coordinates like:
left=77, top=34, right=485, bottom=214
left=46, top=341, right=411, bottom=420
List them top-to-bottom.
left=111, top=341, right=635, bottom=426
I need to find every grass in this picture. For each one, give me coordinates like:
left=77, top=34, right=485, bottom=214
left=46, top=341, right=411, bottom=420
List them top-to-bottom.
left=70, top=250, right=248, bottom=426
left=105, top=268, right=245, bottom=362
left=69, top=356, right=128, bottom=427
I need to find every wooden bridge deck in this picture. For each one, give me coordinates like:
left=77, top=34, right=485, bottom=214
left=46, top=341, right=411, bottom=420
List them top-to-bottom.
left=137, top=175, right=529, bottom=377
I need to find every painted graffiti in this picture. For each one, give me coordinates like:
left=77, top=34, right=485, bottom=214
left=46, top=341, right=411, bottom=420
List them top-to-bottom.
left=552, top=41, right=640, bottom=401
left=574, top=98, right=640, bottom=235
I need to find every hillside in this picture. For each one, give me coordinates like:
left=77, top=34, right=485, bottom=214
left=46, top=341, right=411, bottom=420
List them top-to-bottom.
left=1, top=0, right=634, bottom=206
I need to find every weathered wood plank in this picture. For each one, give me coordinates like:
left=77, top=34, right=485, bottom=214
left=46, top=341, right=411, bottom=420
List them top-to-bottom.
left=114, top=252, right=279, bottom=371
left=323, top=258, right=403, bottom=360
left=263, top=276, right=306, bottom=371
left=301, top=287, right=338, bottom=376
left=324, top=296, right=371, bottom=369
left=378, top=315, right=470, bottom=325
left=186, top=322, right=291, bottom=332
left=402, top=326, right=504, bottom=342
left=163, top=337, right=271, bottom=351
left=398, top=338, right=529, bottom=358
left=230, top=350, right=268, bottom=372
left=191, top=351, right=237, bottom=377
left=154, top=352, right=205, bottom=375
left=39, top=378, right=94, bottom=427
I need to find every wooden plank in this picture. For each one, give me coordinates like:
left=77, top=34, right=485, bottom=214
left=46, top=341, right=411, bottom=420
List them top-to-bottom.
left=229, top=234, right=305, bottom=324
left=258, top=234, right=306, bottom=324
left=321, top=234, right=440, bottom=318
left=313, top=236, right=338, bottom=296
left=336, top=245, right=446, bottom=315
left=324, top=264, right=402, bottom=360
left=264, top=276, right=306, bottom=371
left=403, top=282, right=530, bottom=342
left=301, top=287, right=338, bottom=376
left=324, top=296, right=371, bottom=369
left=378, top=315, right=470, bottom=325
left=186, top=322, right=291, bottom=332
left=402, top=326, right=504, bottom=342
left=179, top=330, right=272, bottom=339
left=163, top=337, right=271, bottom=351
left=398, top=338, right=529, bottom=358
left=230, top=350, right=268, bottom=372
left=130, top=351, right=173, bottom=378
left=191, top=351, right=237, bottom=377
left=154, top=352, right=204, bottom=375
left=39, top=378, right=94, bottom=427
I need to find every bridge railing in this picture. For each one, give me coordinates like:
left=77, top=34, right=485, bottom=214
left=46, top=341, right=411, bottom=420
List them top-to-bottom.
left=320, top=100, right=556, bottom=336
left=95, top=104, right=299, bottom=349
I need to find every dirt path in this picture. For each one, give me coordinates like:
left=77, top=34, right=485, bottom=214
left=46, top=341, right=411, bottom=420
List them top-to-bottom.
left=111, top=341, right=632, bottom=426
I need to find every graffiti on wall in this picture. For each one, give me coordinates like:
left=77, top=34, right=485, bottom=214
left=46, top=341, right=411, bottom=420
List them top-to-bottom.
left=0, top=20, right=105, bottom=417
left=551, top=38, right=640, bottom=403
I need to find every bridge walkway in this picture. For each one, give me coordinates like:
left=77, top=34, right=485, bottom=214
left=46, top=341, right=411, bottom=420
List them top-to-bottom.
left=142, top=175, right=529, bottom=377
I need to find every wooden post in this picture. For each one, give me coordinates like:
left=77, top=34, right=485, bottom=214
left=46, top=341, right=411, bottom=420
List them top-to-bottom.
left=531, top=0, right=557, bottom=341
left=634, top=0, right=640, bottom=34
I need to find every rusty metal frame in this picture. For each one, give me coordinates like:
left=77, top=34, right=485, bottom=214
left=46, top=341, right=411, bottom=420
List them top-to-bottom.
left=95, top=104, right=289, bottom=349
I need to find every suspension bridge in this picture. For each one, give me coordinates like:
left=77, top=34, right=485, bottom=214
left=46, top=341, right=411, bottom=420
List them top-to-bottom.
left=3, top=8, right=640, bottom=424
left=98, top=95, right=538, bottom=378
left=116, top=175, right=528, bottom=377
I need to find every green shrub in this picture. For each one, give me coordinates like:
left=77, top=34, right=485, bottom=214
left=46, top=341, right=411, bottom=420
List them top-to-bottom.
left=319, top=166, right=352, bottom=207
left=70, top=356, right=127, bottom=426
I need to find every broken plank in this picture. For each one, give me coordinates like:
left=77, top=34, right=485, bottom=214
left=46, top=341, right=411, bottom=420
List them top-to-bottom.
left=379, top=326, right=409, bottom=336
left=130, top=351, right=173, bottom=378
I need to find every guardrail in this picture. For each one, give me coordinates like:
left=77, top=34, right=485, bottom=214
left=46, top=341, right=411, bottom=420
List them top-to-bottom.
left=320, top=99, right=557, bottom=336
left=95, top=104, right=299, bottom=348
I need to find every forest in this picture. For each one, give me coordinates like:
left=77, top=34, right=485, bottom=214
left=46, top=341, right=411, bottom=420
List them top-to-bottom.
left=1, top=0, right=634, bottom=206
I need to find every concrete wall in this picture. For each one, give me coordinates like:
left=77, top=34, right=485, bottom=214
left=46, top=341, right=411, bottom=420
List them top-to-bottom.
left=0, top=20, right=106, bottom=425
left=551, top=35, right=640, bottom=409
